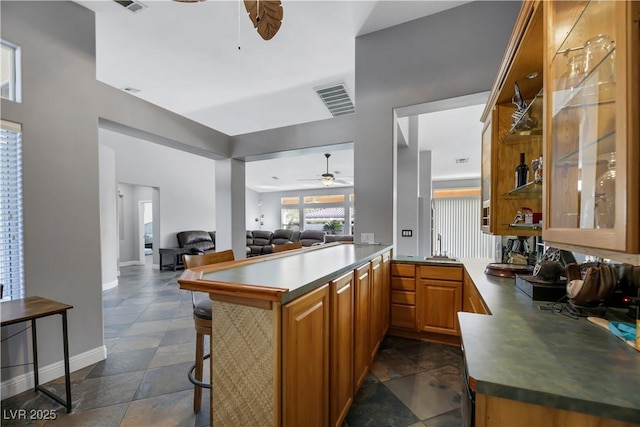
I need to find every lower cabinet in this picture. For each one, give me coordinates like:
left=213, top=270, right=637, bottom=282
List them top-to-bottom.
left=282, top=251, right=392, bottom=427
left=369, top=256, right=383, bottom=362
left=353, top=263, right=371, bottom=390
left=390, top=263, right=416, bottom=329
left=416, top=266, right=463, bottom=336
left=463, top=269, right=489, bottom=315
left=330, top=272, right=354, bottom=427
left=282, top=284, right=330, bottom=427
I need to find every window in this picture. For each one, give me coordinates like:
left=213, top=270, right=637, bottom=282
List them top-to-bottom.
left=1, top=40, right=21, bottom=102
left=0, top=120, right=24, bottom=301
left=303, top=194, right=345, bottom=204
left=281, top=196, right=300, bottom=205
left=304, top=207, right=345, bottom=233
left=281, top=208, right=300, bottom=231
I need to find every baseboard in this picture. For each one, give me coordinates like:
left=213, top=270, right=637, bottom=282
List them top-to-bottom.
left=119, top=260, right=144, bottom=267
left=102, top=279, right=118, bottom=291
left=1, top=345, right=107, bottom=399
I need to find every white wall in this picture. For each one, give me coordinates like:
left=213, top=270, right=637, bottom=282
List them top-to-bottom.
left=100, top=127, right=216, bottom=263
left=99, top=145, right=118, bottom=290
left=246, top=188, right=262, bottom=230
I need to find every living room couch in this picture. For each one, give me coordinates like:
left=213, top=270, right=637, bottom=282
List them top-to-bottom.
left=176, top=230, right=216, bottom=254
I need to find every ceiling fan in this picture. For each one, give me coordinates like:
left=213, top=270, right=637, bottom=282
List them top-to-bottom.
left=173, top=0, right=283, bottom=41
left=299, top=153, right=352, bottom=187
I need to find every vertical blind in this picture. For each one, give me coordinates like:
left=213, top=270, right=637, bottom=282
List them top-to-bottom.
left=0, top=120, right=24, bottom=301
left=432, top=196, right=495, bottom=259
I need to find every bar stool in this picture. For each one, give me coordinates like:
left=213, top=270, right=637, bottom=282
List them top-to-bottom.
left=182, top=249, right=235, bottom=413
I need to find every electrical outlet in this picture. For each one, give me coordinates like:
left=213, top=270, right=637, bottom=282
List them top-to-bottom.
left=401, top=229, right=413, bottom=237
left=361, top=233, right=375, bottom=244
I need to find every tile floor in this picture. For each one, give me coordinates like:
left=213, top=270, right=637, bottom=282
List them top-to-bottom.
left=1, top=262, right=462, bottom=427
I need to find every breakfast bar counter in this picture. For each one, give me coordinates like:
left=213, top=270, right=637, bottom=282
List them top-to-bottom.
left=178, top=243, right=392, bottom=427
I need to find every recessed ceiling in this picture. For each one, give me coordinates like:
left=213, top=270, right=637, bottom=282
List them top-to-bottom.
left=77, top=0, right=471, bottom=136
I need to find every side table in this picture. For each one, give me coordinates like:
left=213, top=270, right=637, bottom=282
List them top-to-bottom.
left=159, top=247, right=191, bottom=271
left=1, top=296, right=73, bottom=412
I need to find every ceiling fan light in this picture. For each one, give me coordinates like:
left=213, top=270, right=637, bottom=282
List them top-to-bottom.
left=322, top=176, right=334, bottom=186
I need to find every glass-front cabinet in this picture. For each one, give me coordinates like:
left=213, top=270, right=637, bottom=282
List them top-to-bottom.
left=543, top=0, right=639, bottom=256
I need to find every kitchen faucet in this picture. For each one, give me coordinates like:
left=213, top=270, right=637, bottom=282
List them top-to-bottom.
left=437, top=233, right=442, bottom=256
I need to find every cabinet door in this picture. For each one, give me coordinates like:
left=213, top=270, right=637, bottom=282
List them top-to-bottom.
left=544, top=0, right=640, bottom=255
left=481, top=112, right=494, bottom=233
left=380, top=251, right=391, bottom=338
left=369, top=256, right=382, bottom=362
left=353, top=263, right=370, bottom=390
left=330, top=272, right=354, bottom=427
left=416, top=279, right=462, bottom=336
left=282, top=284, right=330, bottom=427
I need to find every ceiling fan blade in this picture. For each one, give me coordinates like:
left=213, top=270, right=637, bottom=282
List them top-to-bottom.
left=244, top=0, right=283, bottom=41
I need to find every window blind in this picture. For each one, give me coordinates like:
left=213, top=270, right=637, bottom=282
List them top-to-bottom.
left=0, top=121, right=24, bottom=301
left=432, top=196, right=495, bottom=259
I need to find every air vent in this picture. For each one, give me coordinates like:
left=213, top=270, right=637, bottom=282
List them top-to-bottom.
left=114, top=0, right=147, bottom=13
left=315, top=83, right=355, bottom=117
left=121, top=86, right=141, bottom=93
left=455, top=158, right=469, bottom=164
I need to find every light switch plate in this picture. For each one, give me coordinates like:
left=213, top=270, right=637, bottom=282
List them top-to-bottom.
left=401, top=229, right=413, bottom=237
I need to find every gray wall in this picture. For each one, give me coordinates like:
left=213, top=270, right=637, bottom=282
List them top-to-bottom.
left=0, top=0, right=230, bottom=393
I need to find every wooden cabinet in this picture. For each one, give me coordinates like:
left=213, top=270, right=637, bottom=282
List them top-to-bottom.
left=480, top=0, right=544, bottom=237
left=542, top=0, right=640, bottom=264
left=380, top=251, right=391, bottom=337
left=369, top=256, right=382, bottom=362
left=353, top=263, right=370, bottom=390
left=390, top=263, right=416, bottom=330
left=416, top=266, right=463, bottom=336
left=463, top=270, right=490, bottom=315
left=329, top=272, right=354, bottom=427
left=282, top=284, right=330, bottom=427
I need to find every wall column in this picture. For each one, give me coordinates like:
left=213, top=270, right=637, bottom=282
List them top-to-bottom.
left=215, top=159, right=247, bottom=259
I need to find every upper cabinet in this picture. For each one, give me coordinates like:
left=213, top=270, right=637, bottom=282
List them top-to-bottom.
left=480, top=0, right=544, bottom=236
left=543, top=0, right=640, bottom=263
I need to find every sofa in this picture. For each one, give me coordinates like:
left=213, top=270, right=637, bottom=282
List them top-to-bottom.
left=176, top=229, right=329, bottom=258
left=245, top=229, right=325, bottom=256
left=176, top=230, right=216, bottom=254
left=324, top=234, right=354, bottom=243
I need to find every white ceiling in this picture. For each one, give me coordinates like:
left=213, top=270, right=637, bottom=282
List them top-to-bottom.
left=78, top=0, right=482, bottom=192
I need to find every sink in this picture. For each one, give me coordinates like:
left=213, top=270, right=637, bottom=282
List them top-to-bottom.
left=424, top=256, right=459, bottom=263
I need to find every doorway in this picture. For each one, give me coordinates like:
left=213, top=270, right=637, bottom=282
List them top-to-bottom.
left=139, top=201, right=153, bottom=265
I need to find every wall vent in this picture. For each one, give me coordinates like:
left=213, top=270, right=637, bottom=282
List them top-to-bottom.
left=114, top=0, right=147, bottom=14
left=315, top=83, right=355, bottom=117
left=121, top=86, right=141, bottom=93
left=455, top=158, right=469, bottom=164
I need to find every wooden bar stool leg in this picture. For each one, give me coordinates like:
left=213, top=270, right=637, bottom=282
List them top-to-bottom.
left=194, top=331, right=204, bottom=412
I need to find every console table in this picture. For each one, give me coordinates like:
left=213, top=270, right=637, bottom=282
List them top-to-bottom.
left=159, top=247, right=191, bottom=271
left=1, top=296, right=73, bottom=412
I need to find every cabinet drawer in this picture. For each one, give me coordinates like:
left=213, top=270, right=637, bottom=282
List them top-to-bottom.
left=391, top=263, right=415, bottom=278
left=419, top=266, right=463, bottom=281
left=391, top=277, right=415, bottom=291
left=391, top=290, right=415, bottom=305
left=390, top=304, right=415, bottom=329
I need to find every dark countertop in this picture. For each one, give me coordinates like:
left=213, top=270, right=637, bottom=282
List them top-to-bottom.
left=199, top=244, right=392, bottom=304
left=393, top=254, right=464, bottom=267
left=458, top=258, right=640, bottom=424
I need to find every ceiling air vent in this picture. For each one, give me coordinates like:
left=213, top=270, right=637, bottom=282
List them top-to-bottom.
left=114, top=0, right=147, bottom=13
left=315, top=83, right=355, bottom=117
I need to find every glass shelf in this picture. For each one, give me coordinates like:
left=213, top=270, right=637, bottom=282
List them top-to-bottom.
left=554, top=0, right=615, bottom=58
left=552, top=47, right=616, bottom=115
left=504, top=90, right=544, bottom=144
left=554, top=130, right=615, bottom=166
left=505, top=181, right=542, bottom=197
left=505, top=223, right=542, bottom=230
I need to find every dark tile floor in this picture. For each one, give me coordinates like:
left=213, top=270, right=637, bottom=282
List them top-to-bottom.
left=2, top=262, right=462, bottom=427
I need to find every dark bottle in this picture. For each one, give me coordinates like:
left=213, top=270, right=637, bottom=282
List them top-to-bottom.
left=515, top=152, right=529, bottom=188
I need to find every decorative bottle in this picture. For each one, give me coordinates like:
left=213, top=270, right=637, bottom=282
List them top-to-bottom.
left=515, top=152, right=529, bottom=188
left=594, top=152, right=616, bottom=229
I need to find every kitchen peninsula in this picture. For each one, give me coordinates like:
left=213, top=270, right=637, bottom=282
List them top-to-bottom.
left=178, top=243, right=392, bottom=427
